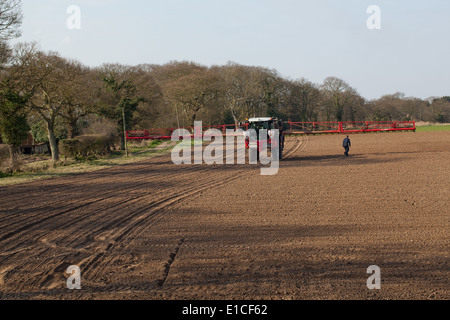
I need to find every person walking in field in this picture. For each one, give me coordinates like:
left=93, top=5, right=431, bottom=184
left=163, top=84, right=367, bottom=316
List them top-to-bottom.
left=343, top=135, right=351, bottom=156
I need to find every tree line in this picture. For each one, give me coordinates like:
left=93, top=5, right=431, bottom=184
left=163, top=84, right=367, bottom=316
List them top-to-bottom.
left=1, top=0, right=449, bottom=169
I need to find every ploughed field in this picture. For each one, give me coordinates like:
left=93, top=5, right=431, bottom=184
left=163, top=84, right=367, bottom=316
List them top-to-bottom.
left=0, top=131, right=448, bottom=300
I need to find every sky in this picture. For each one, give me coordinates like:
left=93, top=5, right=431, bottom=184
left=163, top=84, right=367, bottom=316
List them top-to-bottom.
left=13, top=0, right=450, bottom=101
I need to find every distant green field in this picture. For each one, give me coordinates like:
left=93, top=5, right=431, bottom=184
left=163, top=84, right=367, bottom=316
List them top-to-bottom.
left=416, top=125, right=450, bottom=132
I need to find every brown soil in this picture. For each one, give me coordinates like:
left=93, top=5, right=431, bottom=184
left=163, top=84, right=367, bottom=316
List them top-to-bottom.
left=0, top=131, right=448, bottom=300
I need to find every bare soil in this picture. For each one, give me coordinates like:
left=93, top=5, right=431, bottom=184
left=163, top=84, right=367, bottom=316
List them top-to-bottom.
left=0, top=131, right=448, bottom=300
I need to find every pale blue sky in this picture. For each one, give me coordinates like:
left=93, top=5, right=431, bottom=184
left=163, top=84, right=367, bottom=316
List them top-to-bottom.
left=13, top=0, right=450, bottom=100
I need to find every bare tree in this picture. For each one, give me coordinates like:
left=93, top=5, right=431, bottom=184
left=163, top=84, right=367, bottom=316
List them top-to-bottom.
left=0, top=0, right=22, bottom=41
left=0, top=0, right=22, bottom=72
left=0, top=40, right=11, bottom=66
left=0, top=42, right=51, bottom=171
left=26, top=51, right=87, bottom=162
left=150, top=61, right=208, bottom=127
left=98, top=63, right=161, bottom=149
left=218, top=63, right=264, bottom=125
left=125, top=65, right=164, bottom=128
left=165, top=67, right=220, bottom=127
left=58, top=68, right=98, bottom=139
left=257, top=68, right=283, bottom=117
left=320, top=77, right=365, bottom=122
left=320, top=77, right=349, bottom=121
left=285, top=78, right=320, bottom=122
left=343, top=88, right=366, bottom=122
left=368, top=93, right=408, bottom=121
left=429, top=97, right=450, bottom=123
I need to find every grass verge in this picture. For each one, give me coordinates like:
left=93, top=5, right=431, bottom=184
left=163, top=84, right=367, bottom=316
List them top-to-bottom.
left=416, top=125, right=450, bottom=132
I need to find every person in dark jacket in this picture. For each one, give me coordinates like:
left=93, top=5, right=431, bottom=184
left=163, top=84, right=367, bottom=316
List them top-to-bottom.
left=343, top=136, right=351, bottom=156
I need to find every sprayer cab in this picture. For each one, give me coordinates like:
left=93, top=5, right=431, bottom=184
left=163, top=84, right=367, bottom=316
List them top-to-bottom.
left=240, top=117, right=285, bottom=159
